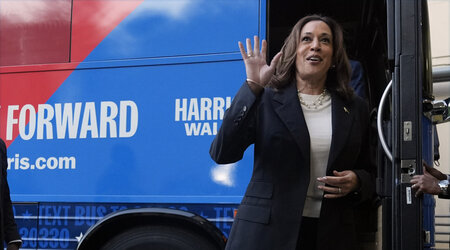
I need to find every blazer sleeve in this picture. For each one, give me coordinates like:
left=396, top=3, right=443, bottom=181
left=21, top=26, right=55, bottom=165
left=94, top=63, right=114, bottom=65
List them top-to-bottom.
left=210, top=82, right=259, bottom=164
left=351, top=98, right=377, bottom=203
left=0, top=139, right=22, bottom=245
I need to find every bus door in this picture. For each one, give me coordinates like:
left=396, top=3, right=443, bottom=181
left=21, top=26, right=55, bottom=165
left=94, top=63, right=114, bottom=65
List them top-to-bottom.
left=379, top=0, right=435, bottom=249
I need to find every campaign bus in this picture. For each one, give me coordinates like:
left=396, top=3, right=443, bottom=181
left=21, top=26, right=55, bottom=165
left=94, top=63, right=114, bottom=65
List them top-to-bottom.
left=1, top=0, right=447, bottom=249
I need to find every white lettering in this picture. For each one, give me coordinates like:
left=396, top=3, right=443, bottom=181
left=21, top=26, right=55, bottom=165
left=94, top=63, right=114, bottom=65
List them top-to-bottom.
left=218, top=96, right=231, bottom=120
left=175, top=97, right=231, bottom=136
left=175, top=97, right=231, bottom=122
left=213, top=97, right=225, bottom=120
left=226, top=97, right=232, bottom=111
left=175, top=98, right=187, bottom=121
left=187, top=98, right=199, bottom=121
left=200, top=98, right=212, bottom=120
left=5, top=100, right=138, bottom=140
left=100, top=101, right=118, bottom=138
left=119, top=101, right=138, bottom=137
left=80, top=102, right=98, bottom=139
left=55, top=103, right=82, bottom=139
left=19, top=104, right=36, bottom=140
left=37, top=104, right=54, bottom=139
left=6, top=105, right=19, bottom=140
left=184, top=122, right=218, bottom=136
left=200, top=122, right=212, bottom=135
left=213, top=122, right=217, bottom=135
left=184, top=123, right=201, bottom=136
left=8, top=154, right=76, bottom=171
left=14, top=154, right=19, bottom=169
left=19, top=157, right=29, bottom=170
left=36, top=157, right=46, bottom=170
left=47, top=157, right=58, bottom=170
left=59, top=157, right=76, bottom=169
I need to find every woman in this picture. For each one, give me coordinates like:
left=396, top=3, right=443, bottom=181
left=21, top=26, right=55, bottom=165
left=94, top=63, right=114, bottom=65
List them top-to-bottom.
left=210, top=15, right=375, bottom=250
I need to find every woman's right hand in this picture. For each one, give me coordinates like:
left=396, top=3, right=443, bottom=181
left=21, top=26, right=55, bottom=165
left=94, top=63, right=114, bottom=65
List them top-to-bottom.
left=239, top=36, right=282, bottom=88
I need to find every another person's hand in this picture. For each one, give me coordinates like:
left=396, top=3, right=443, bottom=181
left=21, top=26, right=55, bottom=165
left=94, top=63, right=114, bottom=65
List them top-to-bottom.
left=238, top=36, right=282, bottom=89
left=423, top=162, right=447, bottom=180
left=410, top=163, right=445, bottom=196
left=317, top=170, right=360, bottom=198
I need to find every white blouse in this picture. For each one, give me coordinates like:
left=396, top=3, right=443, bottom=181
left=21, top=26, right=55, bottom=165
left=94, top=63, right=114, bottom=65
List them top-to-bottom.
left=298, top=92, right=332, bottom=218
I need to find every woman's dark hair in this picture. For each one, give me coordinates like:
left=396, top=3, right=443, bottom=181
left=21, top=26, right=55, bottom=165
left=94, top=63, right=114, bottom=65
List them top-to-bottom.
left=269, top=14, right=353, bottom=101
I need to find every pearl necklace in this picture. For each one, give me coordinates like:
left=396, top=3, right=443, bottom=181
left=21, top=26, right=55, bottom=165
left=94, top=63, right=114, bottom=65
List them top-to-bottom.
left=297, top=89, right=328, bottom=109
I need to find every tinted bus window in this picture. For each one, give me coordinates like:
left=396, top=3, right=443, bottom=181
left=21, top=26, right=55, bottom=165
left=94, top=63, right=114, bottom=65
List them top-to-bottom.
left=0, top=0, right=71, bottom=66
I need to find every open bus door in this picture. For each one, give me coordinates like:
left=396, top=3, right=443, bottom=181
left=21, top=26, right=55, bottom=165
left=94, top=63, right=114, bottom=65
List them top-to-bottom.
left=379, top=0, right=450, bottom=249
left=383, top=0, right=427, bottom=248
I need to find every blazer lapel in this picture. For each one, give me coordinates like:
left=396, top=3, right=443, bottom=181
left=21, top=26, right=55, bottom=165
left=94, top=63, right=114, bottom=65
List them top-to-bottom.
left=271, top=83, right=310, bottom=161
left=327, top=93, right=354, bottom=171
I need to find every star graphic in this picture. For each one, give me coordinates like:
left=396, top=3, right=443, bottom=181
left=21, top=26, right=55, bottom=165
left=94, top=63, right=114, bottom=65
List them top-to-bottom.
left=22, top=210, right=32, bottom=219
left=75, top=232, right=84, bottom=242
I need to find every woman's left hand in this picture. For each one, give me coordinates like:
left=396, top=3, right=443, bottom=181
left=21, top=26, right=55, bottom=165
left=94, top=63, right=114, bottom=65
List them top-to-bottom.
left=317, top=170, right=360, bottom=198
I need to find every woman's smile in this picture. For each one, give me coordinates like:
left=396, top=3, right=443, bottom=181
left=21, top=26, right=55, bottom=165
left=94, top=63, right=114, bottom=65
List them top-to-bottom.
left=296, top=20, right=333, bottom=85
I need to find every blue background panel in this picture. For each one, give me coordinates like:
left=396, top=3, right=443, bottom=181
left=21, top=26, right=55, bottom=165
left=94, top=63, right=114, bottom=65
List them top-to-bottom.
left=8, top=60, right=254, bottom=203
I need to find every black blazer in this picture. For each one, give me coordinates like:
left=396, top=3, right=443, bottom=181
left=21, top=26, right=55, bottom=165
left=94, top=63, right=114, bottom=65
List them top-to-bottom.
left=210, top=82, right=375, bottom=250
left=0, top=139, right=21, bottom=248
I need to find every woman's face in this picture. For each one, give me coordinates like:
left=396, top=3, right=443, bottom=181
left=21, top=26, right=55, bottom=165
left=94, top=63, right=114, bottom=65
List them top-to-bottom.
left=295, top=20, right=334, bottom=84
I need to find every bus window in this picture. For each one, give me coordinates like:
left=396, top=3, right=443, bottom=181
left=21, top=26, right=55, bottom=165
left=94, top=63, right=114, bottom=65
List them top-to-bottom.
left=0, top=0, right=71, bottom=66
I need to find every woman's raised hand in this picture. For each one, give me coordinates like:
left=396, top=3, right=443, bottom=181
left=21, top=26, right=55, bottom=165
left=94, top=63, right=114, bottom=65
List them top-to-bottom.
left=239, top=36, right=282, bottom=88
